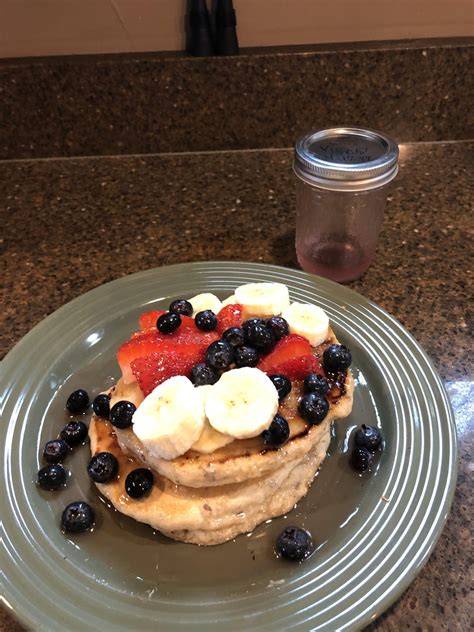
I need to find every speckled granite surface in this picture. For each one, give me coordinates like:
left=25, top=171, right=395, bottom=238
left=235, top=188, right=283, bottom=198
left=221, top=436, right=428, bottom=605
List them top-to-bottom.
left=1, top=38, right=473, bottom=160
left=0, top=141, right=473, bottom=630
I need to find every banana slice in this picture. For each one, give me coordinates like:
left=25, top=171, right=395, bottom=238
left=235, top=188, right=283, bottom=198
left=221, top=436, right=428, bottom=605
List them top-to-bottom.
left=234, top=282, right=290, bottom=318
left=188, top=293, right=223, bottom=316
left=218, top=294, right=237, bottom=311
left=281, top=302, right=329, bottom=347
left=205, top=367, right=279, bottom=440
left=133, top=376, right=205, bottom=460
left=190, top=386, right=234, bottom=454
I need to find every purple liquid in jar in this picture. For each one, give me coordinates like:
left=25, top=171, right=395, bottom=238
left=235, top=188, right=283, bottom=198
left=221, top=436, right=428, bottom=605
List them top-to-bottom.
left=297, top=238, right=373, bottom=283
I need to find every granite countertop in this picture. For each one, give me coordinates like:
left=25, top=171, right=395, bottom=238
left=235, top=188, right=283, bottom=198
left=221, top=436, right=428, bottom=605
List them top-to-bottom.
left=1, top=140, right=472, bottom=630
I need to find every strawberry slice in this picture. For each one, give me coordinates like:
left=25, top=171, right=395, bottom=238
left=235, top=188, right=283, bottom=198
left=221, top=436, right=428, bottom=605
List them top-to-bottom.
left=217, top=303, right=243, bottom=334
left=138, top=310, right=166, bottom=330
left=174, top=315, right=197, bottom=330
left=117, top=325, right=218, bottom=383
left=118, top=331, right=171, bottom=383
left=257, top=334, right=312, bottom=373
left=131, top=351, right=201, bottom=396
left=263, top=354, right=322, bottom=381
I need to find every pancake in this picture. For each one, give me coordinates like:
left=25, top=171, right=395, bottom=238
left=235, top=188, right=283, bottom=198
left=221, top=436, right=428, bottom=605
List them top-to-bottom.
left=88, top=326, right=354, bottom=544
left=110, top=327, right=354, bottom=488
left=114, top=374, right=353, bottom=488
left=89, top=415, right=332, bottom=545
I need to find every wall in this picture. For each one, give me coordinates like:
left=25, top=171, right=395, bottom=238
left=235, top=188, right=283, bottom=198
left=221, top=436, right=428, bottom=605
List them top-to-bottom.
left=0, top=0, right=473, bottom=58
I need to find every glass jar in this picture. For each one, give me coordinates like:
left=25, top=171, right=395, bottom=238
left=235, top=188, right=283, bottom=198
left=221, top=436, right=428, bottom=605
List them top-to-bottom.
left=294, top=128, right=399, bottom=283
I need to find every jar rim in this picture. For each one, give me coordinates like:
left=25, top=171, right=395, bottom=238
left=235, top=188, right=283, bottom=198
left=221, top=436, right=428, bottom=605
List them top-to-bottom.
left=294, top=127, right=399, bottom=191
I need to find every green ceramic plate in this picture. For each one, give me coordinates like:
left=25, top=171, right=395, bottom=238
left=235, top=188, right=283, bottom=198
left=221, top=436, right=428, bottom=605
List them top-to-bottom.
left=1, top=262, right=456, bottom=631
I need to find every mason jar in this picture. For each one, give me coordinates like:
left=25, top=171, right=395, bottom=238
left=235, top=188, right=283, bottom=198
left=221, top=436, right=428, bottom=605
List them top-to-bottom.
left=294, top=128, right=399, bottom=283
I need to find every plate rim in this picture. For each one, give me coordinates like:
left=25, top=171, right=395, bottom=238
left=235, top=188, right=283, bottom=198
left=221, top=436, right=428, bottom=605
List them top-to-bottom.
left=0, top=261, right=458, bottom=631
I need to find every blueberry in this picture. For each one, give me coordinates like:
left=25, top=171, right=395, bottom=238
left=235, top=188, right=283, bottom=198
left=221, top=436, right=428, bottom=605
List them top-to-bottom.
left=169, top=299, right=193, bottom=316
left=195, top=310, right=218, bottom=331
left=157, top=311, right=181, bottom=334
left=266, top=316, right=289, bottom=340
left=242, top=318, right=265, bottom=333
left=244, top=323, right=276, bottom=353
left=222, top=327, right=245, bottom=348
left=257, top=330, right=277, bottom=354
left=206, top=340, right=234, bottom=370
left=323, top=344, right=352, bottom=373
left=234, top=346, right=259, bottom=368
left=190, top=363, right=218, bottom=386
left=303, top=373, right=329, bottom=395
left=269, top=374, right=292, bottom=401
left=66, top=389, right=89, bottom=414
left=92, top=393, right=111, bottom=419
left=298, top=393, right=329, bottom=425
left=110, top=400, right=136, bottom=429
left=262, top=414, right=290, bottom=447
left=60, top=421, right=88, bottom=447
left=354, top=425, right=383, bottom=452
left=43, top=439, right=70, bottom=463
left=351, top=446, right=372, bottom=472
left=87, top=452, right=119, bottom=483
left=37, top=463, right=67, bottom=490
left=125, top=468, right=154, bottom=499
left=61, top=501, right=95, bottom=533
left=275, top=526, right=314, bottom=562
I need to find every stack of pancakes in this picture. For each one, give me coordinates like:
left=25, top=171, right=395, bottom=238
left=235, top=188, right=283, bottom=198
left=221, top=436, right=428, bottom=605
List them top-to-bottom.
left=89, top=329, right=354, bottom=546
